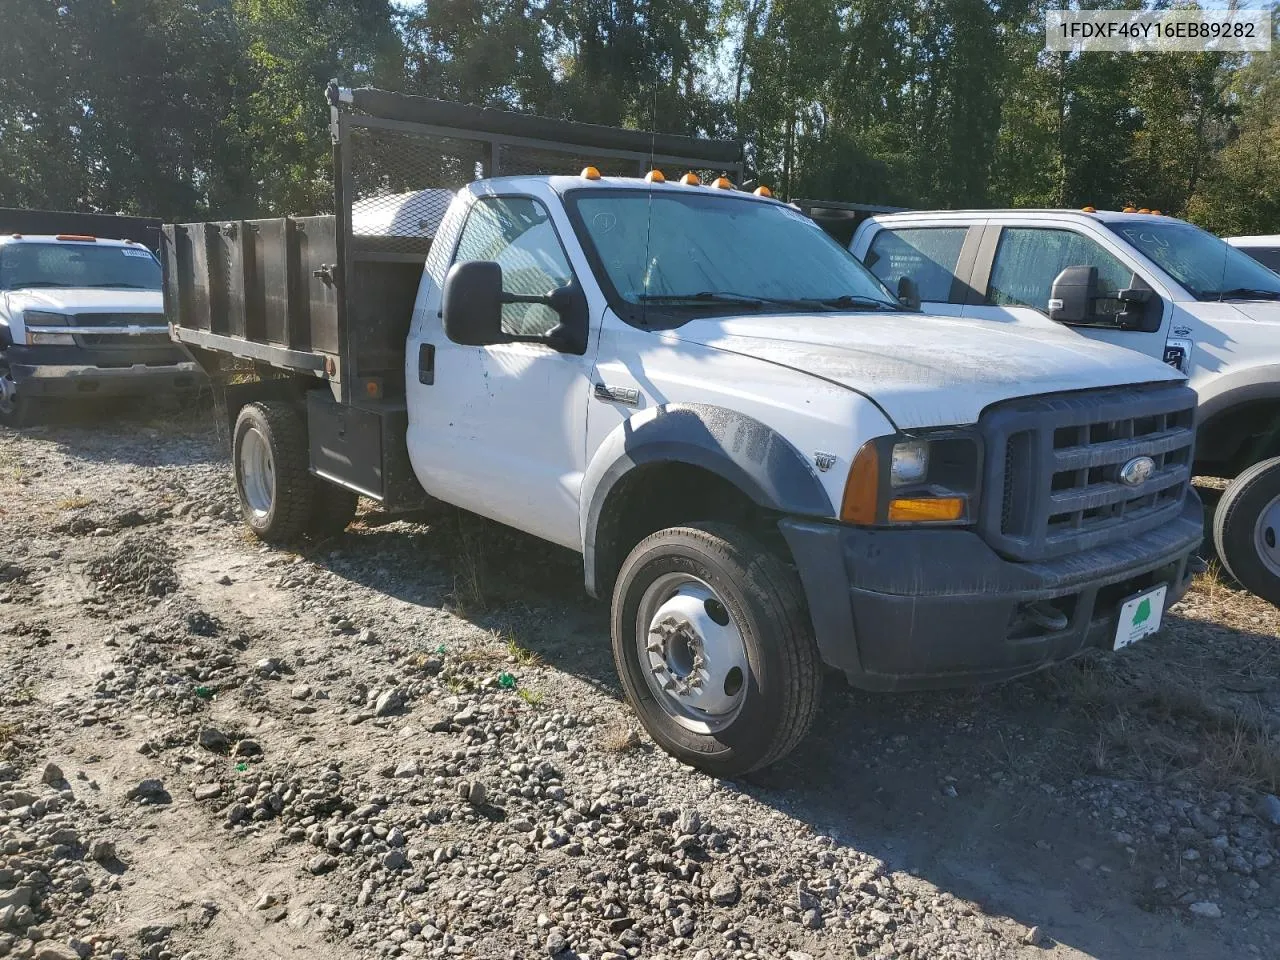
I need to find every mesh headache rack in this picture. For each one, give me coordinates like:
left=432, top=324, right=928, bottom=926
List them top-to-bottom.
left=163, top=83, right=744, bottom=405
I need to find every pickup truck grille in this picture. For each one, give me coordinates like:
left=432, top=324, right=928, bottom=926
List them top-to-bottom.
left=71, top=312, right=169, bottom=347
left=978, top=384, right=1197, bottom=562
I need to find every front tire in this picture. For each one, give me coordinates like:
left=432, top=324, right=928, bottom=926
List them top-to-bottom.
left=0, top=365, right=39, bottom=428
left=232, top=401, right=314, bottom=543
left=1213, top=456, right=1280, bottom=607
left=611, top=522, right=821, bottom=777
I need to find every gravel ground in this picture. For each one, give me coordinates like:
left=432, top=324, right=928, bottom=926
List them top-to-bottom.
left=0, top=400, right=1278, bottom=960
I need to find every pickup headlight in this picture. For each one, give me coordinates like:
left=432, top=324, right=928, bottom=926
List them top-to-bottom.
left=24, top=311, right=75, bottom=345
left=841, top=431, right=981, bottom=525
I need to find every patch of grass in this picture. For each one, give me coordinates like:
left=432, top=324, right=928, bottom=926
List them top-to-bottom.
left=56, top=495, right=94, bottom=510
left=501, top=630, right=542, bottom=667
left=445, top=675, right=476, bottom=695
left=516, top=687, right=544, bottom=707
left=0, top=721, right=20, bottom=747
left=601, top=721, right=641, bottom=752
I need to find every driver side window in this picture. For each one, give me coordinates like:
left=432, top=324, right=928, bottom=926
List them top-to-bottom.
left=453, top=196, right=574, bottom=337
left=988, top=228, right=1132, bottom=317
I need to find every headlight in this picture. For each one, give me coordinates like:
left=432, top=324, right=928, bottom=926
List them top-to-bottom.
left=23, top=311, right=74, bottom=345
left=840, top=432, right=981, bottom=526
left=890, top=440, right=929, bottom=486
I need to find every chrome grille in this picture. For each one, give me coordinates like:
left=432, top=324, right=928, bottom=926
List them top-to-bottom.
left=71, top=311, right=167, bottom=347
left=980, top=384, right=1196, bottom=561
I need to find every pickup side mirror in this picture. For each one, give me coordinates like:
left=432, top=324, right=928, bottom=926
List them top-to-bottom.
left=442, top=260, right=504, bottom=346
left=442, top=260, right=590, bottom=354
left=1048, top=265, right=1098, bottom=323
left=1116, top=273, right=1162, bottom=333
left=897, top=276, right=921, bottom=311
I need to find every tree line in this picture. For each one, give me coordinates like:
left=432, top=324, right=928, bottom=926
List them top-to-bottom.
left=1, top=0, right=1277, bottom=236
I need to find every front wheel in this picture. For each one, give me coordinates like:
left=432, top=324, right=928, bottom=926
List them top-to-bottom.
left=0, top=364, right=39, bottom=428
left=1213, top=456, right=1280, bottom=607
left=611, top=522, right=821, bottom=777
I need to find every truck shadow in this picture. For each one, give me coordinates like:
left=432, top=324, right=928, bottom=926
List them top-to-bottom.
left=16, top=393, right=227, bottom=467
left=323, top=507, right=1278, bottom=960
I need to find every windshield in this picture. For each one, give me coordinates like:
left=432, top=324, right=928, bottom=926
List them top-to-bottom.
left=565, top=190, right=900, bottom=324
left=1105, top=219, right=1280, bottom=301
left=0, top=242, right=161, bottom=291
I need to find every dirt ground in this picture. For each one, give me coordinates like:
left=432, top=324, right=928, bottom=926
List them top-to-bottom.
left=0, top=400, right=1277, bottom=960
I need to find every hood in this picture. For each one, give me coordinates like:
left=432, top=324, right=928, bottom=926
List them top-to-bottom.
left=4, top=288, right=163, bottom=315
left=1225, top=300, right=1280, bottom=323
left=673, top=312, right=1184, bottom=429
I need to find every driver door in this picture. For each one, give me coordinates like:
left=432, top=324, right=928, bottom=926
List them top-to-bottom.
left=406, top=195, right=595, bottom=549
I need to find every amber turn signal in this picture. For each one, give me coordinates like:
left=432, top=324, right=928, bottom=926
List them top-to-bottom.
left=840, top=442, right=879, bottom=524
left=887, top=497, right=964, bottom=523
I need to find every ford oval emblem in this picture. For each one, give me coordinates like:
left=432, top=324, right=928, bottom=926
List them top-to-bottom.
left=1119, top=456, right=1155, bottom=487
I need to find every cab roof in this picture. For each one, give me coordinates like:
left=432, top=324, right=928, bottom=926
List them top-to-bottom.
left=469, top=173, right=781, bottom=206
left=867, top=208, right=1190, bottom=227
left=0, top=233, right=147, bottom=248
left=1226, top=235, right=1280, bottom=246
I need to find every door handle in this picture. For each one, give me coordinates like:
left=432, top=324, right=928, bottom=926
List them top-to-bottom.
left=418, top=343, right=435, bottom=385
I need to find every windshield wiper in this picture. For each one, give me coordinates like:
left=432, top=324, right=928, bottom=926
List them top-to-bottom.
left=83, top=283, right=156, bottom=289
left=1215, top=288, right=1280, bottom=301
left=637, top=292, right=769, bottom=309
left=810, top=294, right=902, bottom=312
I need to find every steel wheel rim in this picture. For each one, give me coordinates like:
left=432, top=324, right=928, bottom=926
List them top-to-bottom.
left=0, top=370, right=18, bottom=417
left=239, top=426, right=275, bottom=519
left=1253, top=493, right=1280, bottom=578
left=635, top=572, right=749, bottom=734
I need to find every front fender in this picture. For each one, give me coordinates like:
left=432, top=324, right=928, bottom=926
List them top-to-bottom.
left=1196, top=365, right=1280, bottom=423
left=580, top=402, right=835, bottom=596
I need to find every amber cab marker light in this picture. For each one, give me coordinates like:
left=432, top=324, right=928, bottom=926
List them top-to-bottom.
left=581, top=166, right=602, bottom=181
left=644, top=169, right=665, bottom=183
left=679, top=172, right=700, bottom=186
left=712, top=176, right=734, bottom=190
left=754, top=186, right=773, bottom=197
left=1081, top=205, right=1096, bottom=213
left=1122, top=206, right=1137, bottom=213
left=1138, top=207, right=1151, bottom=214
left=1151, top=209, right=1162, bottom=215
left=55, top=234, right=96, bottom=242
left=840, top=442, right=880, bottom=524
left=887, top=497, right=965, bottom=523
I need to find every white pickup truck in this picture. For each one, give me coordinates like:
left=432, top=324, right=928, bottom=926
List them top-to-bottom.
left=163, top=87, right=1204, bottom=774
left=845, top=208, right=1280, bottom=606
left=0, top=232, right=200, bottom=426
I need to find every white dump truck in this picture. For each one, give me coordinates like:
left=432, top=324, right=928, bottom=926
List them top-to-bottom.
left=162, top=86, right=1204, bottom=774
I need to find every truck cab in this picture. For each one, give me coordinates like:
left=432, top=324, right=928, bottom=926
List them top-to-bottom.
left=163, top=86, right=1205, bottom=776
left=849, top=209, right=1280, bottom=604
left=0, top=233, right=200, bottom=426
left=1227, top=235, right=1280, bottom=273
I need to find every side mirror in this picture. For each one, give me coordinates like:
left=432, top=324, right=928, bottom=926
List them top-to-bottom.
left=442, top=260, right=505, bottom=346
left=1048, top=265, right=1098, bottom=323
left=1117, top=273, right=1162, bottom=332
left=897, top=276, right=921, bottom=311
left=541, top=283, right=590, bottom=355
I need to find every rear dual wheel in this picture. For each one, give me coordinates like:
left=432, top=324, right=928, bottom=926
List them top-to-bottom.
left=233, top=401, right=357, bottom=543
left=611, top=522, right=821, bottom=777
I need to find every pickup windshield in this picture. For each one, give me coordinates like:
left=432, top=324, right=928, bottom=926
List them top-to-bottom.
left=565, top=189, right=900, bottom=324
left=1105, top=219, right=1280, bottom=301
left=0, top=243, right=161, bottom=291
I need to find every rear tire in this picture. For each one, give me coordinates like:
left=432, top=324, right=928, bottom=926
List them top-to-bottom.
left=232, top=401, right=313, bottom=543
left=1213, top=456, right=1280, bottom=607
left=611, top=522, right=821, bottom=777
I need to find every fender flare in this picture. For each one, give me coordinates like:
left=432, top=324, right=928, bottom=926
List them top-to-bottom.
left=1197, top=366, right=1280, bottom=425
left=580, top=402, right=835, bottom=597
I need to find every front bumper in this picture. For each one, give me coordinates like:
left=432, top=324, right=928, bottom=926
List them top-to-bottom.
left=6, top=344, right=202, bottom=398
left=779, top=492, right=1204, bottom=691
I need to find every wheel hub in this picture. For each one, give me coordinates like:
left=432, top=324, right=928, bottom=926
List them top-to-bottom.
left=239, top=426, right=276, bottom=519
left=1254, top=494, right=1280, bottom=577
left=637, top=575, right=748, bottom=732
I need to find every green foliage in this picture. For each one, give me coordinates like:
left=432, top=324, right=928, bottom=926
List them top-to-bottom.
left=1, top=0, right=1276, bottom=233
